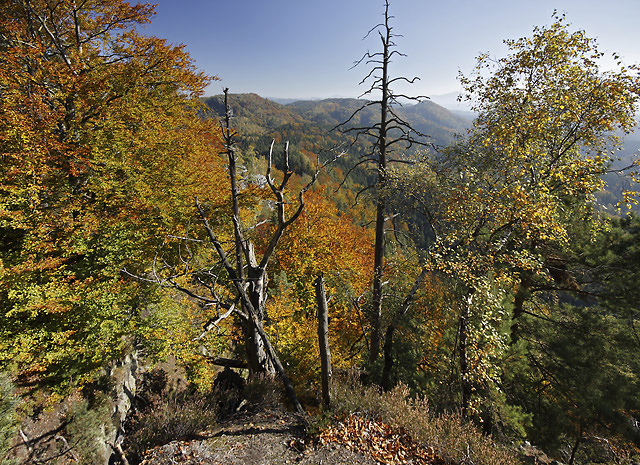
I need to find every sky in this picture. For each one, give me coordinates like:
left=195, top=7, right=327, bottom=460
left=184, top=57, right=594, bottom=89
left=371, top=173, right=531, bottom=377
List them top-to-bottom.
left=140, top=0, right=640, bottom=105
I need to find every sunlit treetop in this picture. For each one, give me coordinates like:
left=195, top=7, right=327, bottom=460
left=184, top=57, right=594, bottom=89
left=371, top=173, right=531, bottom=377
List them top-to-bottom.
left=0, top=0, right=223, bottom=394
left=460, top=14, right=640, bottom=164
left=389, top=16, right=640, bottom=291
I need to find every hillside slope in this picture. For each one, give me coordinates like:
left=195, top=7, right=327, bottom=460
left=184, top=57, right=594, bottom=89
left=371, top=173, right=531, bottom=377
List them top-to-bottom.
left=202, top=93, right=470, bottom=148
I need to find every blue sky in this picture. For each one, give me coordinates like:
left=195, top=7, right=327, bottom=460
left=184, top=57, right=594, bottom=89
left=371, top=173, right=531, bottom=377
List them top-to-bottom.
left=141, top=0, right=640, bottom=103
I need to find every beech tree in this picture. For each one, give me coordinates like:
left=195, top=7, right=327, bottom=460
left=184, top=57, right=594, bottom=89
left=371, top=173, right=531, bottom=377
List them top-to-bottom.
left=0, top=0, right=220, bottom=394
left=457, top=14, right=639, bottom=350
left=387, top=15, right=640, bottom=418
left=265, top=187, right=374, bottom=385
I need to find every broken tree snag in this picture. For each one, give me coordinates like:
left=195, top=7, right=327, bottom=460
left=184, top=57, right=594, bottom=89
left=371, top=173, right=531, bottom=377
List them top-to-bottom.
left=315, top=274, right=332, bottom=410
left=204, top=357, right=248, bottom=369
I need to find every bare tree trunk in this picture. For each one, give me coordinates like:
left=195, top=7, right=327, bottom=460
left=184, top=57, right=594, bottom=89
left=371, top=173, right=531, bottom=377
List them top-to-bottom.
left=336, top=1, right=427, bottom=367
left=369, top=15, right=390, bottom=365
left=222, top=89, right=245, bottom=283
left=370, top=191, right=385, bottom=363
left=242, top=243, right=275, bottom=375
left=510, top=273, right=530, bottom=344
left=315, top=274, right=332, bottom=410
left=248, top=311, right=306, bottom=415
left=241, top=319, right=275, bottom=375
left=381, top=323, right=395, bottom=391
left=568, top=426, right=583, bottom=465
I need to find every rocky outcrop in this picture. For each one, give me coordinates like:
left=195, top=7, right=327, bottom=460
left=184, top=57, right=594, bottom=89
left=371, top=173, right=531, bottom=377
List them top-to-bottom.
left=5, top=351, right=140, bottom=464
left=104, top=351, right=140, bottom=464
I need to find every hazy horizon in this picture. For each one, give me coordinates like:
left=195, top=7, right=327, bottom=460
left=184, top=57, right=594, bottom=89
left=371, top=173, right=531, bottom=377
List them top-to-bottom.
left=142, top=0, right=640, bottom=101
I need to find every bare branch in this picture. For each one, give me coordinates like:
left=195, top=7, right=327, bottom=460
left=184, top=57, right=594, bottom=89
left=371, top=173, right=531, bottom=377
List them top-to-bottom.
left=332, top=100, right=379, bottom=132
left=194, top=302, right=237, bottom=341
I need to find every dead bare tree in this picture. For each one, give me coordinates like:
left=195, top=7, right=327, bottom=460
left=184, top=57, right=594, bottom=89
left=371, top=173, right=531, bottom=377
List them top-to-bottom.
left=336, top=0, right=429, bottom=364
left=135, top=89, right=341, bottom=415
left=315, top=274, right=332, bottom=410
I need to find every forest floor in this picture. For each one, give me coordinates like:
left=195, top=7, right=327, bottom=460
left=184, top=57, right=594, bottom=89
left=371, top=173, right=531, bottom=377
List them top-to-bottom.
left=138, top=405, right=449, bottom=465
left=138, top=407, right=378, bottom=465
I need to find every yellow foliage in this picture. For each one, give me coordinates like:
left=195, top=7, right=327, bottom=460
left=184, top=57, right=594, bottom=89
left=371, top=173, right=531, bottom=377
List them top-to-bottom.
left=263, top=188, right=374, bottom=385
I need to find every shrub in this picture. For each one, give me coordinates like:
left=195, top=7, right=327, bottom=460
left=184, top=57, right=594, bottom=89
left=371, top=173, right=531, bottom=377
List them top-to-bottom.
left=123, top=369, right=219, bottom=464
left=330, top=370, right=518, bottom=465
left=0, top=372, right=19, bottom=463
left=242, top=374, right=283, bottom=411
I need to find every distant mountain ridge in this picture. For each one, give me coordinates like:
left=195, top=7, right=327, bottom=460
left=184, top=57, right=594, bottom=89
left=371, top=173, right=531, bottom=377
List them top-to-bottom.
left=201, top=93, right=639, bottom=212
left=201, top=93, right=471, bottom=195
left=202, top=93, right=471, bottom=148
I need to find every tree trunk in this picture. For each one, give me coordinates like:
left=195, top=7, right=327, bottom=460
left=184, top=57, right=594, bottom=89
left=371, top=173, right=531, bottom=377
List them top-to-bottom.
left=369, top=26, right=390, bottom=365
left=370, top=199, right=385, bottom=364
left=241, top=244, right=275, bottom=375
left=510, top=273, right=530, bottom=344
left=315, top=274, right=332, bottom=410
left=460, top=294, right=472, bottom=417
left=248, top=311, right=306, bottom=415
left=241, top=318, right=275, bottom=376
left=381, top=323, right=395, bottom=391
left=568, top=427, right=583, bottom=465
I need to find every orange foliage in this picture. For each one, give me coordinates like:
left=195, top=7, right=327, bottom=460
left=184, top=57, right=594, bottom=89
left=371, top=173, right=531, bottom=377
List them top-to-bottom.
left=0, top=0, right=227, bottom=392
left=261, top=188, right=374, bottom=384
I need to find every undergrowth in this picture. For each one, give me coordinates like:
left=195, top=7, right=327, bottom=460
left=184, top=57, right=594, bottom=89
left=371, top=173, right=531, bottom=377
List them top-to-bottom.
left=122, top=368, right=282, bottom=464
left=123, top=368, right=220, bottom=464
left=329, top=371, right=518, bottom=465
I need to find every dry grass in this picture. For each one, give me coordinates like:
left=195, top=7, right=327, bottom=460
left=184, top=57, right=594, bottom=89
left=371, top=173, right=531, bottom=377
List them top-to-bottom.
left=329, top=371, right=518, bottom=465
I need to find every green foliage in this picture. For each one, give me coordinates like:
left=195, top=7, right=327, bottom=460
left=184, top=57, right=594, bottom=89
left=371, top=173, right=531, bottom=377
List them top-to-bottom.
left=382, top=16, right=640, bottom=459
left=580, top=214, right=640, bottom=315
left=496, top=215, right=640, bottom=457
left=512, top=304, right=640, bottom=456
left=0, top=372, right=19, bottom=462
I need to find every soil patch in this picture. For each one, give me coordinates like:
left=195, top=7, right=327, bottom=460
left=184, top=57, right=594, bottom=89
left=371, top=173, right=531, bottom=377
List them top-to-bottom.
left=139, top=408, right=378, bottom=465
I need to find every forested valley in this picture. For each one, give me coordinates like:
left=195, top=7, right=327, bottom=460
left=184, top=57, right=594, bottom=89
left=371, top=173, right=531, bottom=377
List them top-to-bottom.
left=1, top=1, right=639, bottom=464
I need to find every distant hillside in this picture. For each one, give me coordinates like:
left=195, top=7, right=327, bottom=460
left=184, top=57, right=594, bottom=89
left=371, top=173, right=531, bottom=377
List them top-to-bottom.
left=202, top=93, right=470, bottom=192
left=202, top=93, right=638, bottom=212
left=203, top=93, right=470, bottom=149
left=203, top=93, right=305, bottom=136
left=285, top=98, right=470, bottom=146
left=286, top=98, right=377, bottom=129
left=400, top=100, right=470, bottom=140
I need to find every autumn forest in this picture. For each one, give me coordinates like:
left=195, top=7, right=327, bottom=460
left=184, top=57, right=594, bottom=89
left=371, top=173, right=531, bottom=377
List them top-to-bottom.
left=1, top=1, right=639, bottom=464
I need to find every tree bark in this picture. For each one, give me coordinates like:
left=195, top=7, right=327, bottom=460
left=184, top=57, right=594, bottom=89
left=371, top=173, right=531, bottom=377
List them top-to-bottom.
left=369, top=18, right=390, bottom=365
left=241, top=244, right=275, bottom=375
left=510, top=273, right=530, bottom=344
left=315, top=274, right=332, bottom=410
left=460, top=293, right=472, bottom=417
left=249, top=311, right=306, bottom=415
left=241, top=318, right=275, bottom=375
left=381, top=323, right=395, bottom=391
left=568, top=427, right=583, bottom=465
